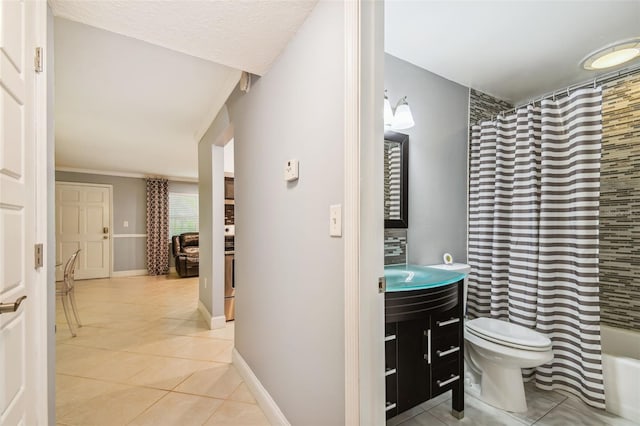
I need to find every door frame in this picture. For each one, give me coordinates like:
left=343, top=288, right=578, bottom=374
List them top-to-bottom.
left=33, top=0, right=51, bottom=422
left=344, top=0, right=385, bottom=424
left=55, top=181, right=114, bottom=279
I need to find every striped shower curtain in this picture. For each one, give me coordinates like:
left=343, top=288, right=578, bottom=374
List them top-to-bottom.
left=467, top=88, right=605, bottom=408
left=146, top=178, right=169, bottom=275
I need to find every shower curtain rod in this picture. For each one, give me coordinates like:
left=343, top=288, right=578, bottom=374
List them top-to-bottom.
left=494, top=63, right=640, bottom=119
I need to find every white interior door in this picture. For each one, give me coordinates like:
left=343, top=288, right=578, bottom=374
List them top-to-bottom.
left=1, top=0, right=48, bottom=423
left=56, top=183, right=111, bottom=280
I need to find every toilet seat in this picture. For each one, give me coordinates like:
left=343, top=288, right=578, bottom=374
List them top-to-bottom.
left=466, top=318, right=552, bottom=352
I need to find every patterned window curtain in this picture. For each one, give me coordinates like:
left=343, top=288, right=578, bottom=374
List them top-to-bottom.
left=468, top=88, right=605, bottom=408
left=146, top=178, right=169, bottom=275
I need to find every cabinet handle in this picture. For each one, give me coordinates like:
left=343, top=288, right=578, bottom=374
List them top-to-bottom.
left=436, top=317, right=460, bottom=327
left=423, top=329, right=431, bottom=364
left=384, top=334, right=396, bottom=342
left=436, top=346, right=460, bottom=357
left=385, top=368, right=396, bottom=377
left=436, top=374, right=460, bottom=388
left=385, top=402, right=397, bottom=411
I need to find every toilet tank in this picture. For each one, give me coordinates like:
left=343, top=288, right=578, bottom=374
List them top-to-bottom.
left=429, top=263, right=471, bottom=316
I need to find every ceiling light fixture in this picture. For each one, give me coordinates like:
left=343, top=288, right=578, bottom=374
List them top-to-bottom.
left=582, top=38, right=640, bottom=70
left=384, top=92, right=415, bottom=130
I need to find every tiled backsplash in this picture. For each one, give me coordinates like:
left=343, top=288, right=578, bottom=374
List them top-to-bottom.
left=599, top=72, right=640, bottom=330
left=384, top=229, right=407, bottom=265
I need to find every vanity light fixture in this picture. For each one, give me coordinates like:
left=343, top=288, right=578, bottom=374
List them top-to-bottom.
left=582, top=38, right=640, bottom=70
left=384, top=90, right=394, bottom=127
left=384, top=92, right=415, bottom=130
left=392, top=97, right=415, bottom=130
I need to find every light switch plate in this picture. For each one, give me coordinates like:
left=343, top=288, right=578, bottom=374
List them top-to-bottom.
left=284, top=159, right=299, bottom=182
left=329, top=204, right=342, bottom=237
left=123, top=220, right=129, bottom=228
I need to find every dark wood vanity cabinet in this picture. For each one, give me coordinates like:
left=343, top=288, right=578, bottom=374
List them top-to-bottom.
left=385, top=280, right=464, bottom=420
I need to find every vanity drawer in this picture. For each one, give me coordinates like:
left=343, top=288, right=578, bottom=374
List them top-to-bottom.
left=431, top=308, right=461, bottom=337
left=432, top=339, right=461, bottom=365
left=431, top=359, right=460, bottom=396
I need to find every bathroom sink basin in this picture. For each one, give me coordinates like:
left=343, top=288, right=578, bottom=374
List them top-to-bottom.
left=385, top=264, right=464, bottom=292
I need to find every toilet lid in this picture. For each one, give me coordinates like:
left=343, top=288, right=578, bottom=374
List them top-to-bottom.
left=466, top=318, right=552, bottom=351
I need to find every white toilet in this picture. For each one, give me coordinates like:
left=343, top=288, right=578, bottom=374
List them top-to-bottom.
left=430, top=263, right=554, bottom=413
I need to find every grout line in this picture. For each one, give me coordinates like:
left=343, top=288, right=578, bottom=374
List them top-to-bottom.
left=124, top=389, right=171, bottom=426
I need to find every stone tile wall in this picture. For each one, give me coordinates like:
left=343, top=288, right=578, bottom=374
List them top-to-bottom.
left=599, top=72, right=640, bottom=330
left=469, top=88, right=512, bottom=125
left=384, top=229, right=407, bottom=265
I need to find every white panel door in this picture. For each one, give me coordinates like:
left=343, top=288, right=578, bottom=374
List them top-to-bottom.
left=0, top=0, right=47, bottom=424
left=56, top=184, right=111, bottom=280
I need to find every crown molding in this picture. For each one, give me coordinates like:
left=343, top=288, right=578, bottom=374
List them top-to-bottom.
left=55, top=166, right=198, bottom=183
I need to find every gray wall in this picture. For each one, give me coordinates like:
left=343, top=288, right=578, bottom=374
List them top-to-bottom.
left=226, top=1, right=345, bottom=424
left=385, top=54, right=469, bottom=265
left=197, top=106, right=232, bottom=316
left=55, top=171, right=197, bottom=272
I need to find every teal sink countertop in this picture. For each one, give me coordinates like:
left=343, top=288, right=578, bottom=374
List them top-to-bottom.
left=385, top=264, right=464, bottom=292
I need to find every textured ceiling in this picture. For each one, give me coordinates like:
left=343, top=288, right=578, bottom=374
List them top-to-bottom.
left=49, top=0, right=317, bottom=76
left=385, top=0, right=640, bottom=104
left=54, top=18, right=241, bottom=180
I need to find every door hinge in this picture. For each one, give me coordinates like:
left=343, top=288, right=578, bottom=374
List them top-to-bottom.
left=34, top=47, right=43, bottom=73
left=34, top=243, right=43, bottom=269
left=378, top=276, right=386, bottom=293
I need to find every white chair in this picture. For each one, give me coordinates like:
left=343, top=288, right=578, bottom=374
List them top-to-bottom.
left=57, top=249, right=82, bottom=337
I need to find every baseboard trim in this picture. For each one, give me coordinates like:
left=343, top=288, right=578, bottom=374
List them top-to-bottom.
left=111, top=269, right=148, bottom=277
left=197, top=300, right=227, bottom=330
left=198, top=300, right=214, bottom=329
left=212, top=315, right=226, bottom=330
left=232, top=348, right=290, bottom=426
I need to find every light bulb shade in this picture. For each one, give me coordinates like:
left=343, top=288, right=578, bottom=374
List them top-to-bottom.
left=582, top=38, right=640, bottom=70
left=384, top=97, right=393, bottom=127
left=392, top=102, right=415, bottom=130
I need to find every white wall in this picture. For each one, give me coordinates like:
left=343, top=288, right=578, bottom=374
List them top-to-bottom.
left=226, top=1, right=346, bottom=424
left=385, top=54, right=469, bottom=265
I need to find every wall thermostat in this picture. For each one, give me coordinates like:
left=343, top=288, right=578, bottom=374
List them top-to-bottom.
left=284, top=159, right=299, bottom=182
left=443, top=253, right=453, bottom=265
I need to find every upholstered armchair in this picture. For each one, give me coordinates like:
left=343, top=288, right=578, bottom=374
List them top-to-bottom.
left=172, top=232, right=199, bottom=277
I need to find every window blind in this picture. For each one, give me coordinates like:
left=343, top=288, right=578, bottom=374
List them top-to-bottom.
left=168, top=193, right=199, bottom=237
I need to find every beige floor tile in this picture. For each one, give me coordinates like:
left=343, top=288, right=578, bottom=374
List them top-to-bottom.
left=56, top=275, right=268, bottom=426
left=141, top=317, right=210, bottom=336
left=189, top=321, right=235, bottom=340
left=129, top=334, right=234, bottom=362
left=56, top=345, right=114, bottom=376
left=82, top=351, right=161, bottom=383
left=126, top=356, right=225, bottom=390
left=175, top=364, right=243, bottom=399
left=56, top=375, right=126, bottom=418
left=58, top=383, right=167, bottom=426
left=228, top=383, right=257, bottom=404
left=128, top=392, right=223, bottom=426
left=203, top=400, right=271, bottom=426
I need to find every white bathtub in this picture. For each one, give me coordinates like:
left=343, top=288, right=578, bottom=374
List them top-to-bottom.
left=601, top=324, right=640, bottom=421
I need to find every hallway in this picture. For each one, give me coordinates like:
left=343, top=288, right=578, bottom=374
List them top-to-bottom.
left=55, top=274, right=269, bottom=425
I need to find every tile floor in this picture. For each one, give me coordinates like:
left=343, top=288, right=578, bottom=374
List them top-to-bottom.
left=55, top=274, right=270, bottom=426
left=59, top=274, right=638, bottom=426
left=387, top=382, right=638, bottom=426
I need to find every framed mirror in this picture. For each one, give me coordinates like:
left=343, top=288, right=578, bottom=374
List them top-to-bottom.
left=384, top=131, right=408, bottom=228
